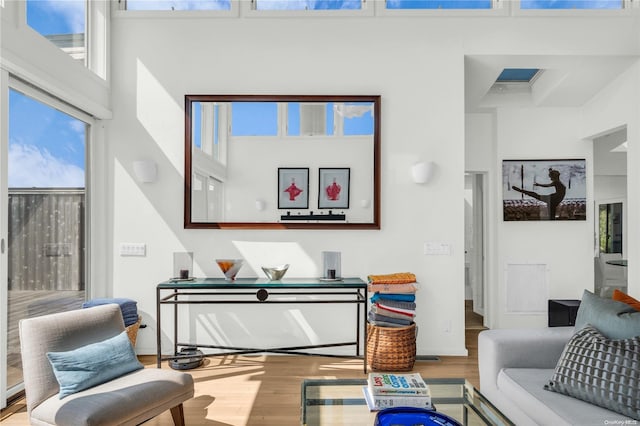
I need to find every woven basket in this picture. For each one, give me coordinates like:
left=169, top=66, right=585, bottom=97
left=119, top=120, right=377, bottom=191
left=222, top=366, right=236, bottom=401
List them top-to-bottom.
left=125, top=315, right=142, bottom=346
left=366, top=322, right=416, bottom=371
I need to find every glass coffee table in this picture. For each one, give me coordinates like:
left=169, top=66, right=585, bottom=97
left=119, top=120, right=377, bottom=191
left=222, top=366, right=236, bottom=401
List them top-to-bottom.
left=301, top=378, right=513, bottom=426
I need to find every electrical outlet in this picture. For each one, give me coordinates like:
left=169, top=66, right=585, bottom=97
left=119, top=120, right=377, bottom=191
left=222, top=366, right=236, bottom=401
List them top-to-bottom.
left=119, top=243, right=147, bottom=257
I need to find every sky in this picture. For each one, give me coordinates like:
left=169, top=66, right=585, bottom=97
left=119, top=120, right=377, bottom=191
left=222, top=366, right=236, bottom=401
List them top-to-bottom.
left=9, top=0, right=87, bottom=188
left=11, top=0, right=621, bottom=187
left=9, top=90, right=86, bottom=188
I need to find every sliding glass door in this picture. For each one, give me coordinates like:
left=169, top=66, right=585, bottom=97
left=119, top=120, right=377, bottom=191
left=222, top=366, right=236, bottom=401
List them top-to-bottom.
left=2, top=82, right=91, bottom=403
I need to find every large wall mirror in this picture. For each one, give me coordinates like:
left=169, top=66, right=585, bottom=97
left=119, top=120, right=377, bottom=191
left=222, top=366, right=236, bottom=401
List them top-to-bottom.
left=184, top=95, right=380, bottom=229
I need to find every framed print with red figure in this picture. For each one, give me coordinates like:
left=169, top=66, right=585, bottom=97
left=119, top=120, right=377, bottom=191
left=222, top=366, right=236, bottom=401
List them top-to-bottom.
left=278, top=168, right=309, bottom=209
left=319, top=168, right=350, bottom=209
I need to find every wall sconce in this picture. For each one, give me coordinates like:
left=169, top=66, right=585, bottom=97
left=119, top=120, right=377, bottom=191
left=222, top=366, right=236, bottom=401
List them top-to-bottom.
left=132, top=159, right=157, bottom=183
left=411, top=161, right=435, bottom=184
left=255, top=199, right=266, bottom=211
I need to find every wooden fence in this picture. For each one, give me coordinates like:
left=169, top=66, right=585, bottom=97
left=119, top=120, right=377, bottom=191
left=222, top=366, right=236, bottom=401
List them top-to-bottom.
left=8, top=189, right=85, bottom=291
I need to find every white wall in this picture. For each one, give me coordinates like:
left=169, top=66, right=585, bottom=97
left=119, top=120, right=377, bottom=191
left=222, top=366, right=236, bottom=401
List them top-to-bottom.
left=106, top=15, right=640, bottom=354
left=109, top=18, right=468, bottom=355
left=582, top=63, right=640, bottom=295
left=494, top=107, right=594, bottom=327
left=224, top=136, right=374, bottom=223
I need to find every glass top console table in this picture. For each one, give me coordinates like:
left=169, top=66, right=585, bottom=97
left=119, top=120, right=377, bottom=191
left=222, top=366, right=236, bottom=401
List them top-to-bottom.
left=156, top=278, right=368, bottom=372
left=301, top=378, right=513, bottom=426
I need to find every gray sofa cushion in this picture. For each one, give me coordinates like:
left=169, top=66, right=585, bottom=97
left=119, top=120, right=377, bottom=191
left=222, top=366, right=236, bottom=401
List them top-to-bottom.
left=574, top=289, right=640, bottom=339
left=544, top=324, right=640, bottom=420
left=498, top=368, right=635, bottom=426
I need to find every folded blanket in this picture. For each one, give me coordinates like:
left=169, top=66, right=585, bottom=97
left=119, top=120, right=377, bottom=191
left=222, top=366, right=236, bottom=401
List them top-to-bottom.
left=368, top=272, right=417, bottom=284
left=368, top=282, right=418, bottom=294
left=370, top=293, right=416, bottom=303
left=83, top=298, right=138, bottom=326
left=376, top=299, right=417, bottom=311
left=374, top=303, right=415, bottom=317
left=371, top=304, right=415, bottom=320
left=368, top=311, right=413, bottom=326
left=368, top=318, right=411, bottom=328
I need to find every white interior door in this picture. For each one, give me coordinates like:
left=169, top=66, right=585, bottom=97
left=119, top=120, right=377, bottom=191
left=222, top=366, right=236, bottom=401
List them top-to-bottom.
left=464, top=173, right=486, bottom=318
left=471, top=174, right=485, bottom=316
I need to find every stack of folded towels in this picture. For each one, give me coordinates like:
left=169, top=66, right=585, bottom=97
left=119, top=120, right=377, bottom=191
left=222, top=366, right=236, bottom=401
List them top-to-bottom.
left=367, top=272, right=417, bottom=328
left=82, top=298, right=139, bottom=327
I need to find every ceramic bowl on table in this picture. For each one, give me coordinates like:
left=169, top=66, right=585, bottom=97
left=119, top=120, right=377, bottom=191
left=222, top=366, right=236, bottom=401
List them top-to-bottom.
left=215, top=259, right=243, bottom=280
left=261, top=264, right=289, bottom=281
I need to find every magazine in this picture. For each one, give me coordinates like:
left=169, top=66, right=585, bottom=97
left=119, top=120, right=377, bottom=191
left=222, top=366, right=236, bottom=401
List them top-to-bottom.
left=367, top=372, right=430, bottom=396
left=362, top=386, right=433, bottom=411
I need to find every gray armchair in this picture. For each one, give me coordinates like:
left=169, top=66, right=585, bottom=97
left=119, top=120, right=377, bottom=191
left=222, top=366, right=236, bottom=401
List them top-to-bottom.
left=19, top=304, right=194, bottom=426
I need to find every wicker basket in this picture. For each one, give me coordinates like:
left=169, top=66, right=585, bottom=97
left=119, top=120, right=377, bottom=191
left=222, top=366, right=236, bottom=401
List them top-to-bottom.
left=125, top=315, right=142, bottom=346
left=366, top=322, right=416, bottom=371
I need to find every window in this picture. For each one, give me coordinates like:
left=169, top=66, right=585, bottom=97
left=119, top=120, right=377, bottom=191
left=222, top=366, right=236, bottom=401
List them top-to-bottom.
left=26, top=0, right=86, bottom=63
left=125, top=0, right=231, bottom=10
left=254, top=0, right=362, bottom=10
left=386, top=0, right=493, bottom=9
left=520, top=0, right=622, bottom=9
left=496, top=68, right=541, bottom=83
left=6, top=86, right=89, bottom=393
left=192, top=101, right=220, bottom=158
left=227, top=102, right=374, bottom=137
left=231, top=102, right=278, bottom=136
left=287, top=103, right=334, bottom=136
left=340, top=103, right=375, bottom=136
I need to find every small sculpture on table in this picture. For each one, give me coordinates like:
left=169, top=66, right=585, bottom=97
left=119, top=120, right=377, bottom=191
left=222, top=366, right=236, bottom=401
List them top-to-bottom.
left=216, top=259, right=243, bottom=280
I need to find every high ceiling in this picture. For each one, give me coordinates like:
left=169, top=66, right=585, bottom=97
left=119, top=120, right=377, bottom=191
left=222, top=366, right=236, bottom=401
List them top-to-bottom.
left=465, top=55, right=640, bottom=113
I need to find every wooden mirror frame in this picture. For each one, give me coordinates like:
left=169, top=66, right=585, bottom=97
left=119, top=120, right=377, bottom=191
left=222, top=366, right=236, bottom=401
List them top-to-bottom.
left=184, top=94, right=381, bottom=229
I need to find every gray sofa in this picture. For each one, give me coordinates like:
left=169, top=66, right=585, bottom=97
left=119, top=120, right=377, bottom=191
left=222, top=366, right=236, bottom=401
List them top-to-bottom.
left=478, top=327, right=636, bottom=426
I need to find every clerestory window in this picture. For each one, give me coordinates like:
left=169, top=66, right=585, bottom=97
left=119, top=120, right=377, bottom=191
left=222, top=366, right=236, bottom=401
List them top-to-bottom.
left=26, top=0, right=86, bottom=64
left=124, top=0, right=232, bottom=10
left=253, top=0, right=362, bottom=10
left=386, top=0, right=493, bottom=9
left=520, top=0, right=623, bottom=9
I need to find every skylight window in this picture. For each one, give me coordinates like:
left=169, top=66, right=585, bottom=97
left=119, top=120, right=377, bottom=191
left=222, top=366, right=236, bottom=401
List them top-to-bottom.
left=520, top=0, right=622, bottom=9
left=496, top=68, right=541, bottom=83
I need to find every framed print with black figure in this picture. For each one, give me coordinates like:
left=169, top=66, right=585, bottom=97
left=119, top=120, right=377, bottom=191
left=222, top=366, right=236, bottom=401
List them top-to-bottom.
left=502, top=159, right=586, bottom=221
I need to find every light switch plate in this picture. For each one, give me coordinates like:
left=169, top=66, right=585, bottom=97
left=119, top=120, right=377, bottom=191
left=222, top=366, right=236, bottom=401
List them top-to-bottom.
left=424, top=242, right=451, bottom=256
left=120, top=243, right=147, bottom=257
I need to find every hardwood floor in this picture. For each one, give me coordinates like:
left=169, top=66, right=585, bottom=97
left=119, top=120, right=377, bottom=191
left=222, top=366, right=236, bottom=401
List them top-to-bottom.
left=2, top=305, right=485, bottom=426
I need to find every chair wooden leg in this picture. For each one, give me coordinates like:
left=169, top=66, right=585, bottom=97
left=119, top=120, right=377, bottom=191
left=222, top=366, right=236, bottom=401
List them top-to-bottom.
left=170, top=404, right=185, bottom=426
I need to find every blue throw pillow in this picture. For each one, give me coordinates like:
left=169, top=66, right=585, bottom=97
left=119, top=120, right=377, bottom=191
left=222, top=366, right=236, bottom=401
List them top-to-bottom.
left=574, top=289, right=640, bottom=339
left=46, top=330, right=144, bottom=399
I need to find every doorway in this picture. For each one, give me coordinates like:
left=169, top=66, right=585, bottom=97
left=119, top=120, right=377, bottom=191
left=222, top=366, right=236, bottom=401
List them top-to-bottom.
left=2, top=81, right=91, bottom=407
left=591, top=126, right=627, bottom=297
left=464, top=173, right=486, bottom=329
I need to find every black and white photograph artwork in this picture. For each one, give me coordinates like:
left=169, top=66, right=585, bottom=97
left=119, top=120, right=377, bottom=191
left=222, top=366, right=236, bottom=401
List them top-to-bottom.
left=502, top=159, right=586, bottom=221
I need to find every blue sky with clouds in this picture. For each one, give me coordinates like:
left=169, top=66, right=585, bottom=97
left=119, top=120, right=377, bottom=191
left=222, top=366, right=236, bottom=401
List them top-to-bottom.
left=9, top=1, right=86, bottom=188
left=9, top=89, right=85, bottom=188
